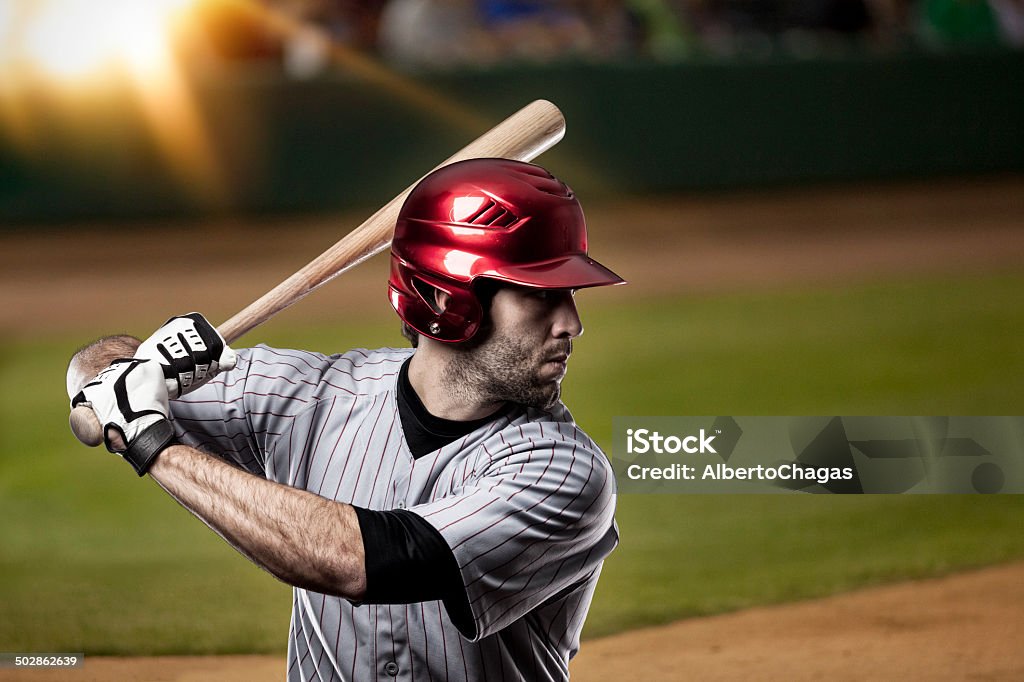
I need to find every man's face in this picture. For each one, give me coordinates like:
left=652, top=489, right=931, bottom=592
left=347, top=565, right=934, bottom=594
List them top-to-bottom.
left=452, top=285, right=583, bottom=410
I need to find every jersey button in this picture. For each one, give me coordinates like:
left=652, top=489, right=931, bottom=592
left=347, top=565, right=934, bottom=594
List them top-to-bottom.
left=396, top=501, right=406, bottom=509
left=384, top=661, right=400, bottom=676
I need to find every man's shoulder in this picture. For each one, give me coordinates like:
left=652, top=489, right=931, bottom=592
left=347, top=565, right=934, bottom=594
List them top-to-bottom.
left=239, top=345, right=413, bottom=398
left=483, top=401, right=603, bottom=457
left=474, top=404, right=615, bottom=514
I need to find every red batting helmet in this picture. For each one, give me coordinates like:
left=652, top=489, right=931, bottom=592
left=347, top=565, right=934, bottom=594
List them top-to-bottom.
left=388, top=158, right=624, bottom=343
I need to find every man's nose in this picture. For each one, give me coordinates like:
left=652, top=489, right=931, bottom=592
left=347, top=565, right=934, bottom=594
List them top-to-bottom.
left=551, top=292, right=583, bottom=339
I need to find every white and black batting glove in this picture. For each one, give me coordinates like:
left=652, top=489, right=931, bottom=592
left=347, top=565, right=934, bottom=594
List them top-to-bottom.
left=134, top=312, right=237, bottom=399
left=71, top=359, right=176, bottom=476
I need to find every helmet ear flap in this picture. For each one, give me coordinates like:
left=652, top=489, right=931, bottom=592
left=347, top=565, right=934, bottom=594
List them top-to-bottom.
left=390, top=265, right=483, bottom=343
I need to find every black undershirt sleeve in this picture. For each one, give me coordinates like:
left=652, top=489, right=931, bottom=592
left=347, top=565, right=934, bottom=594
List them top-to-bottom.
left=352, top=506, right=474, bottom=635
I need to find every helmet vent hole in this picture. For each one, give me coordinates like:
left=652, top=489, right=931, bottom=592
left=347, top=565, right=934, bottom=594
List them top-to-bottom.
left=463, top=199, right=518, bottom=228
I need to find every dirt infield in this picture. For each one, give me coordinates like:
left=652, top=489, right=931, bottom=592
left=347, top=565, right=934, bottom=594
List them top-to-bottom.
left=4, top=561, right=1020, bottom=681
left=570, top=561, right=1024, bottom=682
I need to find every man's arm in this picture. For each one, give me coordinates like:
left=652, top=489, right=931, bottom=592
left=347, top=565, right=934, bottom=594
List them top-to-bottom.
left=68, top=331, right=366, bottom=601
left=149, top=445, right=367, bottom=600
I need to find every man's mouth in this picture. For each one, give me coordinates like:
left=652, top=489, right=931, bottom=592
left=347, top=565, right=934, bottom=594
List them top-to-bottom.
left=540, top=341, right=572, bottom=379
left=542, top=353, right=570, bottom=378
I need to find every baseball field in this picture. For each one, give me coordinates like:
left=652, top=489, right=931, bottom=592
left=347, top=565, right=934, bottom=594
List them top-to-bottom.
left=1, top=176, right=1023, bottom=680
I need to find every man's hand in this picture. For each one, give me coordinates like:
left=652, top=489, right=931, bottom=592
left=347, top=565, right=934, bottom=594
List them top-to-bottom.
left=134, top=313, right=237, bottom=399
left=71, top=358, right=176, bottom=476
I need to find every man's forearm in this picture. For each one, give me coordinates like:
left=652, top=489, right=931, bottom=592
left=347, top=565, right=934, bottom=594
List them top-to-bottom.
left=69, top=333, right=367, bottom=598
left=149, top=444, right=367, bottom=600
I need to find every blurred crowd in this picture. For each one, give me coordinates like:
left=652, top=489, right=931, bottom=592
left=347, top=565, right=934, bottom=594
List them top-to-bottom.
left=5, top=0, right=1020, bottom=83
left=215, top=0, right=1024, bottom=75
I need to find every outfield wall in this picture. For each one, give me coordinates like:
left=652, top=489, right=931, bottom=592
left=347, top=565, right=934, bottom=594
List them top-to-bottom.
left=1, top=48, right=1022, bottom=223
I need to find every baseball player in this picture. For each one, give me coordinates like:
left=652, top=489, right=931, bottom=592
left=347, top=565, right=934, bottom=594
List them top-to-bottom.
left=68, top=158, right=625, bottom=681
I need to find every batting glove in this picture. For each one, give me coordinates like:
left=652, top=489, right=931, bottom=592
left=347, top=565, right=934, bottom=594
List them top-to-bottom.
left=134, top=312, right=237, bottom=399
left=71, top=358, right=176, bottom=476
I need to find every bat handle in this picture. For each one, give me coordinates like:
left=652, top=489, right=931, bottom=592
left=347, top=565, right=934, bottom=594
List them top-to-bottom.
left=70, top=405, right=104, bottom=446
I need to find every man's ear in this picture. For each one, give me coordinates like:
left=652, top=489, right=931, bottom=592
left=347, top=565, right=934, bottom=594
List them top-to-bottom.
left=412, top=278, right=451, bottom=314
left=434, top=289, right=451, bottom=313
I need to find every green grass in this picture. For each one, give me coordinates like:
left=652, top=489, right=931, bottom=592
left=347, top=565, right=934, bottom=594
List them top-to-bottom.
left=1, top=270, right=1023, bottom=653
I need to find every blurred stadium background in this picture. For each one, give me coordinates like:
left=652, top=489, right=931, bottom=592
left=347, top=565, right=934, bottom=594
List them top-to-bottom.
left=1, top=0, right=1023, bottom=677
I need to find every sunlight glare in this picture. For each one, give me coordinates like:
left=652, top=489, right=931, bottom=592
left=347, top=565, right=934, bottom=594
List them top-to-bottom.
left=21, top=0, right=196, bottom=82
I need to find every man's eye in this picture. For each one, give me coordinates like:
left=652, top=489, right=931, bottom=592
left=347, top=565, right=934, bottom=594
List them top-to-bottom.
left=528, top=289, right=575, bottom=302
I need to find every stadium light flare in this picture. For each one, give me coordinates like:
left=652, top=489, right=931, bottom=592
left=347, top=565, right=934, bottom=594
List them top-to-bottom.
left=0, top=0, right=488, bottom=210
left=1, top=0, right=227, bottom=207
left=17, top=0, right=196, bottom=83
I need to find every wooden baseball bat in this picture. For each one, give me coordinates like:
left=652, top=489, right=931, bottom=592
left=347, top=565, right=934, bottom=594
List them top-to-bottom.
left=70, top=99, right=566, bottom=446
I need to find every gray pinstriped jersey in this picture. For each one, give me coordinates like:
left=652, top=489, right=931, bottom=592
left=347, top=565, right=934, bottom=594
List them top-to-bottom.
left=169, top=345, right=618, bottom=682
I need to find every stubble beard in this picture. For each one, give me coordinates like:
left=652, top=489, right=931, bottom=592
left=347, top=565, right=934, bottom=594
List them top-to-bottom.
left=445, top=329, right=570, bottom=411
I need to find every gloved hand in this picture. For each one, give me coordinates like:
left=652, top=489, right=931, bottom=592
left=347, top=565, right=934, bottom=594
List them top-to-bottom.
left=134, top=313, right=237, bottom=399
left=71, top=358, right=176, bottom=476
